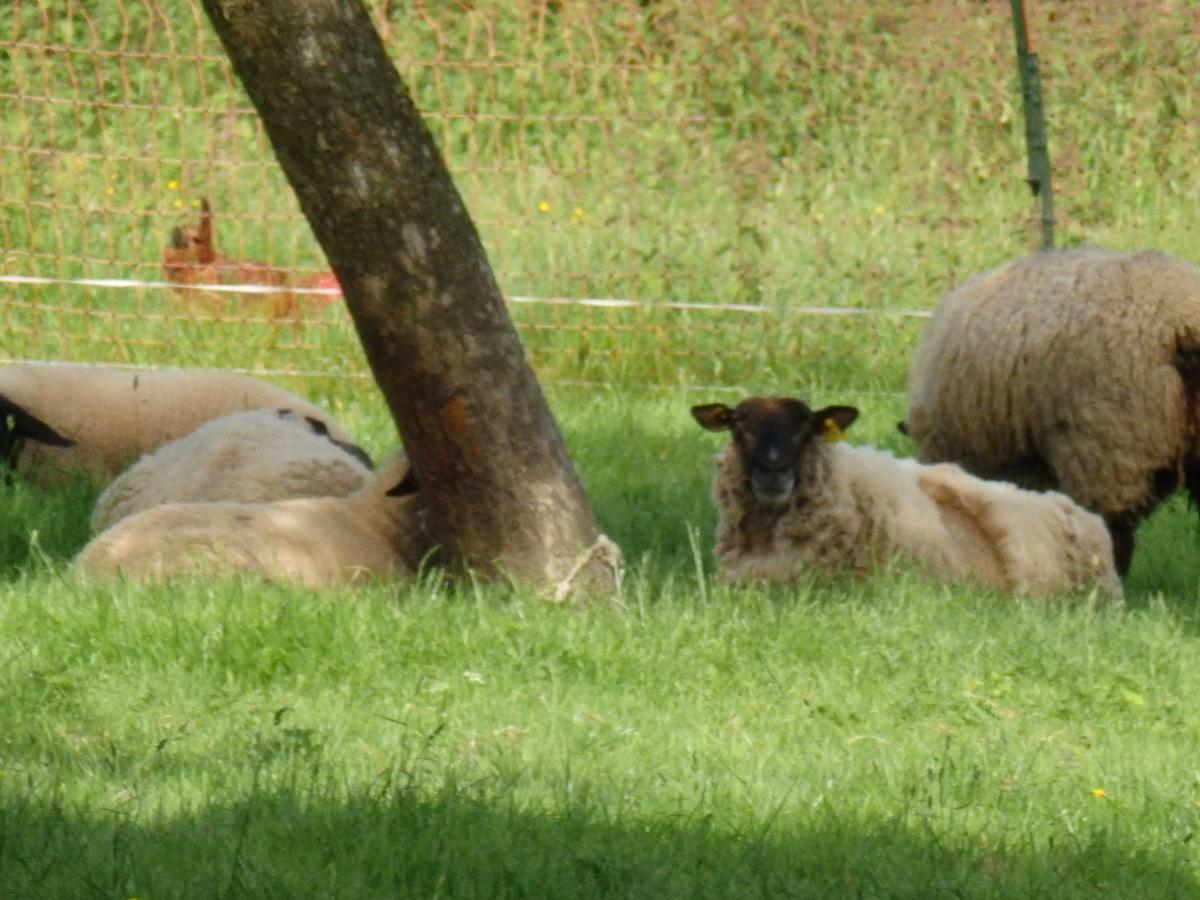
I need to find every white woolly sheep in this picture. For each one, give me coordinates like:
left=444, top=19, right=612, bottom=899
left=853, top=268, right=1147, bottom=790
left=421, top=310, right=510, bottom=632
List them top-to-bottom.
left=904, top=247, right=1200, bottom=575
left=0, top=362, right=357, bottom=484
left=692, top=396, right=1122, bottom=599
left=91, top=409, right=374, bottom=533
left=73, top=449, right=434, bottom=587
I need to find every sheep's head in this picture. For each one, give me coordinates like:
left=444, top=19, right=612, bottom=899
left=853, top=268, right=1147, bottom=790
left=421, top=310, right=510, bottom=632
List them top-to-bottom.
left=0, top=393, right=75, bottom=475
left=692, top=396, right=858, bottom=506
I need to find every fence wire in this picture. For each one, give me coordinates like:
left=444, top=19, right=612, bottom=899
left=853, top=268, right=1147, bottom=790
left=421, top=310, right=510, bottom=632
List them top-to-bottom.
left=3, top=1, right=1199, bottom=391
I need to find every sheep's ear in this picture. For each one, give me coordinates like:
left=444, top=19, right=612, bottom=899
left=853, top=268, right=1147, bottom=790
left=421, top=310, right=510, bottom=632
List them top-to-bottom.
left=169, top=226, right=186, bottom=250
left=0, top=396, right=74, bottom=477
left=0, top=397, right=74, bottom=449
left=691, top=403, right=734, bottom=432
left=815, top=405, right=859, bottom=442
left=301, top=414, right=329, bottom=435
left=333, top=438, right=374, bottom=470
left=386, top=468, right=419, bottom=497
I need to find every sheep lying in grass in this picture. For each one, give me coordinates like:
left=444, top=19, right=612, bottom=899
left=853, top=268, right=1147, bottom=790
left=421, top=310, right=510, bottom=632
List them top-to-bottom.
left=904, top=247, right=1200, bottom=575
left=0, top=362, right=355, bottom=484
left=692, top=396, right=1122, bottom=599
left=91, top=409, right=373, bottom=533
left=73, top=450, right=434, bottom=587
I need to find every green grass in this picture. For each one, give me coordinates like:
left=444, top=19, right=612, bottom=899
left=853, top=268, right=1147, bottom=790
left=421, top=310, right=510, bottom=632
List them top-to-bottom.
left=4, top=1, right=1200, bottom=388
left=5, top=1, right=1200, bottom=896
left=2, top=391, right=1200, bottom=898
left=6, top=577, right=1200, bottom=898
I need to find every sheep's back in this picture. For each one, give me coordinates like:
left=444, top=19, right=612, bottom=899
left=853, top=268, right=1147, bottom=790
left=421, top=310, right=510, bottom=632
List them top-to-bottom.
left=906, top=249, right=1200, bottom=515
left=2, top=364, right=352, bottom=483
left=91, top=410, right=371, bottom=532
left=824, top=445, right=982, bottom=577
left=916, top=463, right=1122, bottom=599
left=74, top=495, right=402, bottom=587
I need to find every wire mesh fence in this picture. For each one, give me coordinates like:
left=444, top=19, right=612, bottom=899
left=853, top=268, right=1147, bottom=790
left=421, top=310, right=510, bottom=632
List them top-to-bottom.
left=3, top=1, right=1199, bottom=391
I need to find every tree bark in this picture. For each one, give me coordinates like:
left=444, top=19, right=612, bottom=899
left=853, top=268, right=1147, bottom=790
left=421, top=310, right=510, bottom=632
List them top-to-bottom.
left=201, top=0, right=618, bottom=594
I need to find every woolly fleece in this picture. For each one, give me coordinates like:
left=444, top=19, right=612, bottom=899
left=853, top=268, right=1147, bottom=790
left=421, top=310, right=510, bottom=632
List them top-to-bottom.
left=906, top=247, right=1200, bottom=519
left=0, top=363, right=354, bottom=484
left=91, top=409, right=372, bottom=533
left=709, top=439, right=1122, bottom=599
left=73, top=450, right=431, bottom=587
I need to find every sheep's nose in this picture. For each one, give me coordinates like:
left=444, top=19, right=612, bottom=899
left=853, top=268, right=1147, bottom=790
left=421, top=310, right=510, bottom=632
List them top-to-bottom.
left=751, top=470, right=794, bottom=506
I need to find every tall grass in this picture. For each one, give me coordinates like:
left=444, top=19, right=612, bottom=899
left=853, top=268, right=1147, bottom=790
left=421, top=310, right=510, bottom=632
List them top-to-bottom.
left=4, top=1, right=1200, bottom=388
left=2, top=391, right=1200, bottom=897
left=6, top=576, right=1200, bottom=898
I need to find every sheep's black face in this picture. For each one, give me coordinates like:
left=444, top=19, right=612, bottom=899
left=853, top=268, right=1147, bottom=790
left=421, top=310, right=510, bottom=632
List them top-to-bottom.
left=692, top=396, right=859, bottom=506
left=732, top=398, right=814, bottom=505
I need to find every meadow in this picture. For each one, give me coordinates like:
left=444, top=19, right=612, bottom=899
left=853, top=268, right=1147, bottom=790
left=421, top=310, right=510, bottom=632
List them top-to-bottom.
left=4, top=1, right=1200, bottom=897
left=5, top=391, right=1200, bottom=899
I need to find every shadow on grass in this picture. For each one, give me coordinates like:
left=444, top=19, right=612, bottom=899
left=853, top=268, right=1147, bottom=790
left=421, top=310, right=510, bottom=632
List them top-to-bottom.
left=556, top=391, right=718, bottom=575
left=0, top=479, right=96, bottom=578
left=1123, top=496, right=1200, bottom=616
left=2, top=778, right=1195, bottom=899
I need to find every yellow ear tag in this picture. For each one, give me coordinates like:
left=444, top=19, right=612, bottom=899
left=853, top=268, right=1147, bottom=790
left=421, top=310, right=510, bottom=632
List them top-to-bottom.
left=822, top=418, right=847, bottom=443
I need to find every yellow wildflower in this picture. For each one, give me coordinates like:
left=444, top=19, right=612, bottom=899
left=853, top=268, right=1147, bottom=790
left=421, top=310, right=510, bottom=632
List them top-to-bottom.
left=167, top=179, right=179, bottom=190
left=537, top=200, right=550, bottom=213
left=1091, top=788, right=1106, bottom=799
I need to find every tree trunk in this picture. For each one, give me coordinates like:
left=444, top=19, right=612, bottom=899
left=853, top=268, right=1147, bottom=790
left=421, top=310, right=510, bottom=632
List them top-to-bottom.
left=201, top=0, right=619, bottom=595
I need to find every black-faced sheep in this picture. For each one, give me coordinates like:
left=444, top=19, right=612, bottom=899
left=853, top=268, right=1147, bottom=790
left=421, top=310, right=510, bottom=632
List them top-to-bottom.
left=904, top=247, right=1200, bottom=575
left=0, top=362, right=356, bottom=485
left=692, top=396, right=1122, bottom=599
left=91, top=409, right=374, bottom=533
left=73, top=449, right=434, bottom=587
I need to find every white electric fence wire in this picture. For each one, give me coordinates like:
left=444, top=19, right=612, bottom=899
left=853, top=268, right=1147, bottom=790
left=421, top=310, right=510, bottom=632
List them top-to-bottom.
left=0, top=274, right=932, bottom=319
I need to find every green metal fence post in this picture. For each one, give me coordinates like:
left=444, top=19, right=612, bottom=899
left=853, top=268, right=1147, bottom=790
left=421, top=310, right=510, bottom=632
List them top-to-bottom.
left=1010, top=0, right=1054, bottom=249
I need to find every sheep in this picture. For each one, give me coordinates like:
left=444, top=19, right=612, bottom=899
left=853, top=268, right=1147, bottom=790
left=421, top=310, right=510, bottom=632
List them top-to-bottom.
left=162, top=197, right=341, bottom=323
left=904, top=247, right=1200, bottom=576
left=0, top=362, right=357, bottom=485
left=692, top=395, right=1122, bottom=599
left=91, top=409, right=374, bottom=533
left=72, top=449, right=435, bottom=587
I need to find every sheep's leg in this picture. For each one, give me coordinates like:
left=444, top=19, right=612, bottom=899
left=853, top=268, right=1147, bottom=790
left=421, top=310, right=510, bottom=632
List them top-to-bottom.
left=1184, top=454, right=1200, bottom=564
left=1104, top=514, right=1136, bottom=578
